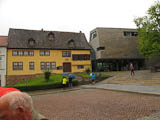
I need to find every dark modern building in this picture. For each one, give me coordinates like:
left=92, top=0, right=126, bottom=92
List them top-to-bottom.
left=89, top=27, right=145, bottom=71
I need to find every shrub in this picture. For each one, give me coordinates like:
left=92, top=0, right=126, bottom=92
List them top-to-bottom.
left=85, top=68, right=91, bottom=74
left=44, top=71, right=51, bottom=82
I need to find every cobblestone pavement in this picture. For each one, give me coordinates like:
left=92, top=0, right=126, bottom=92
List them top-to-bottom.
left=32, top=89, right=160, bottom=120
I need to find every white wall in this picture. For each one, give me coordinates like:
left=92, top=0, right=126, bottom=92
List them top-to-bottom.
left=0, top=47, right=7, bottom=86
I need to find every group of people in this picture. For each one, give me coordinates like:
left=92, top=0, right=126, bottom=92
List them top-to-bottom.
left=62, top=74, right=74, bottom=89
left=0, top=87, right=48, bottom=120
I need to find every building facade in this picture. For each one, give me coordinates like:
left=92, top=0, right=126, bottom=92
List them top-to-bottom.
left=89, top=27, right=145, bottom=71
left=7, top=28, right=91, bottom=85
left=0, top=36, right=8, bottom=86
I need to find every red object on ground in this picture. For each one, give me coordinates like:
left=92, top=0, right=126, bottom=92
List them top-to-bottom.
left=0, top=87, right=20, bottom=97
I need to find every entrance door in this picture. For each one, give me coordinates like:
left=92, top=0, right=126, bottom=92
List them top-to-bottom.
left=63, top=62, right=71, bottom=72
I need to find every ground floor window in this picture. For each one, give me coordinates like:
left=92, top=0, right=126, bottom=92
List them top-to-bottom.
left=13, top=62, right=23, bottom=70
left=29, top=62, right=34, bottom=70
left=40, top=62, right=56, bottom=70
left=77, top=65, right=84, bottom=69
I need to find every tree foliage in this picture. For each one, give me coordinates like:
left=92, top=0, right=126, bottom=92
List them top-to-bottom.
left=134, top=1, right=160, bottom=58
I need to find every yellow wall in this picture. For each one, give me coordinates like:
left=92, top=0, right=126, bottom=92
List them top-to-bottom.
left=7, top=49, right=91, bottom=75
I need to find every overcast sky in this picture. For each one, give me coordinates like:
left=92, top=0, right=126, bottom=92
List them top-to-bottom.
left=0, top=0, right=155, bottom=40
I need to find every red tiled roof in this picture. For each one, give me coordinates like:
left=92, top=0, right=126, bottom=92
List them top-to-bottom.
left=0, top=36, right=8, bottom=46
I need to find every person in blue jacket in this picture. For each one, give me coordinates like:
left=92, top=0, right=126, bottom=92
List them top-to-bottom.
left=90, top=72, right=95, bottom=84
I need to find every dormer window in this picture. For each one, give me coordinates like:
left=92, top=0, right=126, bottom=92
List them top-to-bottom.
left=48, top=32, right=54, bottom=40
left=28, top=38, right=35, bottom=47
left=68, top=39, right=76, bottom=49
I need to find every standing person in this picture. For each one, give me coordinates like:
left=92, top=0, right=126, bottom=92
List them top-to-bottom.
left=130, top=63, right=135, bottom=76
left=90, top=72, right=95, bottom=84
left=68, top=74, right=74, bottom=88
left=62, top=76, right=67, bottom=89
left=0, top=87, right=48, bottom=120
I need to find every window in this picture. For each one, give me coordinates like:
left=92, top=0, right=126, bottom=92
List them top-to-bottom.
left=90, top=31, right=97, bottom=40
left=124, top=31, right=138, bottom=37
left=48, top=32, right=54, bottom=40
left=124, top=32, right=130, bottom=36
left=131, top=32, right=138, bottom=36
left=28, top=38, right=35, bottom=47
left=68, top=40, right=75, bottom=48
left=29, top=41, right=35, bottom=46
left=97, top=47, right=105, bottom=51
left=12, top=51, right=34, bottom=56
left=13, top=51, right=18, bottom=56
left=18, top=51, right=23, bottom=56
left=24, top=51, right=28, bottom=56
left=29, top=51, right=34, bottom=56
left=40, top=51, right=50, bottom=56
left=40, top=51, right=44, bottom=56
left=45, top=51, right=50, bottom=56
left=62, top=51, right=71, bottom=57
left=72, top=54, right=90, bottom=61
left=13, top=62, right=23, bottom=70
left=29, top=62, right=34, bottom=70
left=40, top=62, right=56, bottom=70
left=41, top=62, right=45, bottom=70
left=46, top=62, right=50, bottom=69
left=51, top=62, right=56, bottom=69
left=77, top=65, right=84, bottom=69
left=57, top=66, right=62, bottom=70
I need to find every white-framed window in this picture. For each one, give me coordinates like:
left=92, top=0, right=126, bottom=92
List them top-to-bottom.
left=12, top=51, right=34, bottom=56
left=13, top=51, right=18, bottom=56
left=19, top=51, right=23, bottom=56
left=24, top=51, right=28, bottom=56
left=29, top=51, right=34, bottom=56
left=40, top=51, right=50, bottom=56
left=62, top=51, right=71, bottom=57
left=13, top=62, right=23, bottom=70
left=29, top=62, right=34, bottom=70
left=40, top=62, right=56, bottom=70
left=51, top=62, right=56, bottom=69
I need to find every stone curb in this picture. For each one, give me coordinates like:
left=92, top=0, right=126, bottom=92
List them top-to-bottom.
left=81, top=86, right=160, bottom=96
left=28, top=88, right=82, bottom=96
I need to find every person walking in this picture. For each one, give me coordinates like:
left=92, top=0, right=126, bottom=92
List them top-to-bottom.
left=130, top=63, right=135, bottom=76
left=90, top=72, right=95, bottom=84
left=68, top=74, right=74, bottom=88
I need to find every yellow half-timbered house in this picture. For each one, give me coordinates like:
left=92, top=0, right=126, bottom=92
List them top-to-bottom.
left=7, top=28, right=91, bottom=85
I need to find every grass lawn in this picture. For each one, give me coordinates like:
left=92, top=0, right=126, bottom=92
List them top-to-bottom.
left=77, top=72, right=111, bottom=78
left=14, top=74, right=64, bottom=87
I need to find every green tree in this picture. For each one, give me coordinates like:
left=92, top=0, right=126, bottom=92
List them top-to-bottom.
left=134, top=1, right=160, bottom=58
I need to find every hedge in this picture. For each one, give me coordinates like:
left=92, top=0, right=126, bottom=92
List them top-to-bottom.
left=14, top=80, right=79, bottom=91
